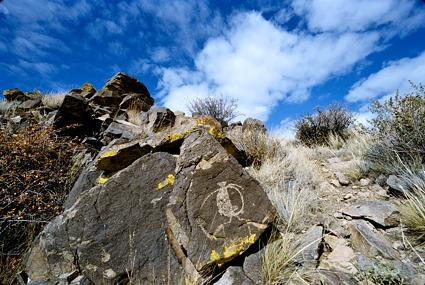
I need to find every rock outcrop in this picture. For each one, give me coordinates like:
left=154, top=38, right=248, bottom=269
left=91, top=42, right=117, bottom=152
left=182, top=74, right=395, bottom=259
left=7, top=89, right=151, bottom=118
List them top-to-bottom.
left=2, top=72, right=423, bottom=285
left=11, top=72, right=274, bottom=285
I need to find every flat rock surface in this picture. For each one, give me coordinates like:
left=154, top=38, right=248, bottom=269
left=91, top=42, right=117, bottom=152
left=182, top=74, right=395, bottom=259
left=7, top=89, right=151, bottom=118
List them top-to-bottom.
left=167, top=129, right=274, bottom=274
left=22, top=153, right=181, bottom=285
left=342, top=200, right=400, bottom=228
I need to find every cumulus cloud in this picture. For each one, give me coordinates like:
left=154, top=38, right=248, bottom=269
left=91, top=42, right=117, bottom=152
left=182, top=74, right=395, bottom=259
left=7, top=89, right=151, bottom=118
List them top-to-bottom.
left=291, top=0, right=423, bottom=34
left=158, top=12, right=382, bottom=121
left=346, top=52, right=425, bottom=102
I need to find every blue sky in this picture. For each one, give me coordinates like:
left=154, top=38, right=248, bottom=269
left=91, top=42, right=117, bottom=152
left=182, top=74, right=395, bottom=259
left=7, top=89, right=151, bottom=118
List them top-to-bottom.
left=1, top=0, right=425, bottom=133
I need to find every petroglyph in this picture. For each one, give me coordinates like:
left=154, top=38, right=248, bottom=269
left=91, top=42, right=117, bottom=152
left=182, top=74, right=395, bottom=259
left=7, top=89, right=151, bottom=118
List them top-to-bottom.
left=199, top=182, right=246, bottom=239
left=202, top=182, right=245, bottom=223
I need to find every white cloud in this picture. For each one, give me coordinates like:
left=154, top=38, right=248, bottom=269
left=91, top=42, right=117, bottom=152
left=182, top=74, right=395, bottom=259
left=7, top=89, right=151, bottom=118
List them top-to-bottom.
left=291, top=0, right=423, bottom=34
left=158, top=12, right=382, bottom=122
left=346, top=52, right=425, bottom=102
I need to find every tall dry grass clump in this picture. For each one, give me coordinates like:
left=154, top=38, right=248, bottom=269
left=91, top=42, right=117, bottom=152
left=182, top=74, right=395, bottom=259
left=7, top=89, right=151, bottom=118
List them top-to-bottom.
left=42, top=90, right=67, bottom=109
left=249, top=135, right=321, bottom=234
left=397, top=167, right=425, bottom=247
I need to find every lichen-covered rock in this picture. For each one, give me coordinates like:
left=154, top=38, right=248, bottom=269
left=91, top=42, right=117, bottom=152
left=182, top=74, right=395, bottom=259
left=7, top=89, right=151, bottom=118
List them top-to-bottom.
left=102, top=72, right=153, bottom=105
left=80, top=82, right=96, bottom=97
left=3, top=88, right=26, bottom=101
left=166, top=129, right=274, bottom=275
left=95, top=140, right=152, bottom=173
left=21, top=153, right=182, bottom=285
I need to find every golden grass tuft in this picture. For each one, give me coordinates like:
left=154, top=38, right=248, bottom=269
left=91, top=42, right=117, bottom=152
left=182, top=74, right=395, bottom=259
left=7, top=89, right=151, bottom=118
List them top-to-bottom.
left=42, top=91, right=67, bottom=109
left=250, top=138, right=321, bottom=234
left=398, top=167, right=425, bottom=247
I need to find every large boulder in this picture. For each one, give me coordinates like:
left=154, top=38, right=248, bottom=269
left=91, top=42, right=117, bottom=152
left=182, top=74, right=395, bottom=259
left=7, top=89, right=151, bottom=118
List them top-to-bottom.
left=3, top=88, right=26, bottom=101
left=53, top=93, right=98, bottom=136
left=166, top=129, right=274, bottom=276
left=20, top=152, right=182, bottom=285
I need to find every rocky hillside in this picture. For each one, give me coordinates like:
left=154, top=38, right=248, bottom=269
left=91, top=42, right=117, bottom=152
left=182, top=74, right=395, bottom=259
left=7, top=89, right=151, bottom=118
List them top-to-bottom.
left=1, top=73, right=424, bottom=285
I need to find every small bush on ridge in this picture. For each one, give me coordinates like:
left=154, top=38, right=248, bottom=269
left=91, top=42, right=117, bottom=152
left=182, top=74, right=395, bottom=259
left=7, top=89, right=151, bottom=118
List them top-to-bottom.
left=186, top=94, right=239, bottom=126
left=295, top=103, right=354, bottom=147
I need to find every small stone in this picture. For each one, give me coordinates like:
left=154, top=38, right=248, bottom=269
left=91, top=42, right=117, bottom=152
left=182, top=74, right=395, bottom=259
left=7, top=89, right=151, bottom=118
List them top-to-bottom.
left=328, top=157, right=342, bottom=164
left=335, top=171, right=350, bottom=186
left=360, top=178, right=370, bottom=186
left=330, top=179, right=341, bottom=187
left=343, top=193, right=353, bottom=200
left=333, top=212, right=343, bottom=219
left=392, top=241, right=404, bottom=250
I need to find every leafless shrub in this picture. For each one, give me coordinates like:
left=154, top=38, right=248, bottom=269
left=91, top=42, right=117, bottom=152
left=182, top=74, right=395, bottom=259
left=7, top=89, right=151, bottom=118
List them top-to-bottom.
left=186, top=94, right=239, bottom=126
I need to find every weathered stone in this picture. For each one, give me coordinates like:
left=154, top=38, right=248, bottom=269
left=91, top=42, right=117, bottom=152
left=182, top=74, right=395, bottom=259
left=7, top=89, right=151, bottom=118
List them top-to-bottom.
left=102, top=72, right=153, bottom=105
left=80, top=82, right=96, bottom=97
left=3, top=88, right=26, bottom=101
left=89, top=89, right=123, bottom=109
left=53, top=93, right=98, bottom=136
left=119, top=93, right=152, bottom=112
left=18, top=99, right=41, bottom=110
left=146, top=106, right=176, bottom=132
left=195, top=115, right=223, bottom=131
left=242, top=118, right=267, bottom=133
left=103, top=120, right=146, bottom=142
left=166, top=129, right=274, bottom=275
left=95, top=140, right=152, bottom=173
left=22, top=153, right=182, bottom=285
left=335, top=171, right=349, bottom=186
left=386, top=175, right=404, bottom=194
left=359, top=178, right=370, bottom=186
left=342, top=200, right=400, bottom=228
left=348, top=220, right=398, bottom=259
left=292, top=225, right=323, bottom=266
left=319, top=244, right=356, bottom=274
left=243, top=246, right=266, bottom=284
left=215, top=266, right=255, bottom=285
left=312, top=270, right=357, bottom=285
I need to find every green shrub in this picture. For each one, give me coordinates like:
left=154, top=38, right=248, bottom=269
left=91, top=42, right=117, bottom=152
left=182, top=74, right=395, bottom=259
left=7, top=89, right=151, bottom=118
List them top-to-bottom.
left=367, top=82, right=425, bottom=174
left=295, top=103, right=354, bottom=147
left=0, top=119, right=79, bottom=283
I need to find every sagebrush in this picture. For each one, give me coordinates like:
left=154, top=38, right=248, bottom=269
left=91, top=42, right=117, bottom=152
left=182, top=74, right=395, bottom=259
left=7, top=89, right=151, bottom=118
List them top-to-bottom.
left=367, top=82, right=425, bottom=175
left=295, top=103, right=354, bottom=147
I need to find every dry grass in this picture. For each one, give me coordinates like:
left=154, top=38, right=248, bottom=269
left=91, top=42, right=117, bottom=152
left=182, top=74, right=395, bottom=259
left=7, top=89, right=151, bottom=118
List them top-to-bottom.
left=42, top=91, right=67, bottom=109
left=0, top=99, right=20, bottom=116
left=229, top=126, right=281, bottom=168
left=309, top=127, right=372, bottom=162
left=250, top=138, right=321, bottom=234
left=398, top=167, right=425, bottom=247
left=262, top=232, right=312, bottom=285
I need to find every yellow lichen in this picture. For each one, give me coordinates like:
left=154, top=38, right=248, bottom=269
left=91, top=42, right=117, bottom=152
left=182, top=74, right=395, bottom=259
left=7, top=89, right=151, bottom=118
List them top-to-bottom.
left=209, top=127, right=226, bottom=140
left=100, top=149, right=118, bottom=158
left=157, top=174, right=175, bottom=190
left=96, top=175, right=109, bottom=184
left=223, top=234, right=256, bottom=259
left=210, top=250, right=221, bottom=262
